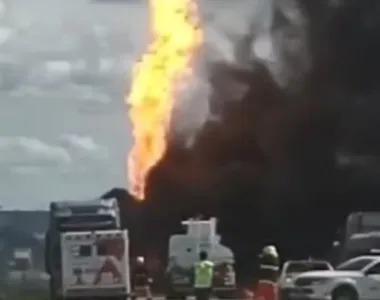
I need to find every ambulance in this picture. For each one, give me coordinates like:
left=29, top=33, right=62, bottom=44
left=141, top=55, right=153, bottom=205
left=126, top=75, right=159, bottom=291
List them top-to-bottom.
left=45, top=198, right=131, bottom=300
left=60, top=229, right=131, bottom=299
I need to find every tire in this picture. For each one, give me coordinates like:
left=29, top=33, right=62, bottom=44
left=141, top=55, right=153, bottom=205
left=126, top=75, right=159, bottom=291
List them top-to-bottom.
left=49, top=278, right=58, bottom=300
left=332, top=286, right=358, bottom=300
left=215, top=290, right=238, bottom=299
left=165, top=293, right=186, bottom=300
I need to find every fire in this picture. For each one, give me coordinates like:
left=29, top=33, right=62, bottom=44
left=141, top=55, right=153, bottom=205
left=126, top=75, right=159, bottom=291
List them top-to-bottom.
left=126, top=0, right=203, bottom=200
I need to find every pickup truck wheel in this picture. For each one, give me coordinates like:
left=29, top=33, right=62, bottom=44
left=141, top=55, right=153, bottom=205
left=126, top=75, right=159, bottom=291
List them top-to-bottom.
left=332, top=286, right=358, bottom=300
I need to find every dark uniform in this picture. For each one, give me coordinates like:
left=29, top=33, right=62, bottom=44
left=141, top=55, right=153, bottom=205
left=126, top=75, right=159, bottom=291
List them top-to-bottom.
left=255, top=246, right=280, bottom=300
left=259, top=247, right=280, bottom=282
left=132, top=257, right=152, bottom=300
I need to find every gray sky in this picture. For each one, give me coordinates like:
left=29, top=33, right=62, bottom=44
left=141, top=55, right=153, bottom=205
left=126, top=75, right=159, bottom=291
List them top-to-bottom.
left=0, top=0, right=257, bottom=209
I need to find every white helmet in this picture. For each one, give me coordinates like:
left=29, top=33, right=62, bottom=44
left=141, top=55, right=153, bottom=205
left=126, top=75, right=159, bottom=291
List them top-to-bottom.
left=262, top=245, right=278, bottom=258
left=136, top=256, right=145, bottom=264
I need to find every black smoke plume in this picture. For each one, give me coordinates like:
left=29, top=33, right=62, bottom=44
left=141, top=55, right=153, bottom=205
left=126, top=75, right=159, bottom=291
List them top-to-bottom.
left=105, top=0, right=380, bottom=286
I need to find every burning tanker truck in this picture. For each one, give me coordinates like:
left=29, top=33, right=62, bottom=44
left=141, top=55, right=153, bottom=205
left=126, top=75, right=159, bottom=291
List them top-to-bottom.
left=118, top=0, right=380, bottom=288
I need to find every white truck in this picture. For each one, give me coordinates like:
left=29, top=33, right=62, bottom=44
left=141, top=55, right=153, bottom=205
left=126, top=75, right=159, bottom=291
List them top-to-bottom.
left=335, top=211, right=380, bottom=262
left=165, top=218, right=237, bottom=299
left=60, top=229, right=131, bottom=300
left=8, top=248, right=33, bottom=281
left=289, top=255, right=380, bottom=300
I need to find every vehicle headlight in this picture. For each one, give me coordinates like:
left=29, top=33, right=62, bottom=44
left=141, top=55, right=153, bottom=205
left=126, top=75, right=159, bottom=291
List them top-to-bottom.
left=97, top=208, right=109, bottom=214
left=98, top=208, right=115, bottom=215
left=285, top=277, right=293, bottom=284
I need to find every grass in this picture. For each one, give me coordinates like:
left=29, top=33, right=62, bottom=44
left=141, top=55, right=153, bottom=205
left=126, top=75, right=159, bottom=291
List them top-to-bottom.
left=0, top=285, right=48, bottom=300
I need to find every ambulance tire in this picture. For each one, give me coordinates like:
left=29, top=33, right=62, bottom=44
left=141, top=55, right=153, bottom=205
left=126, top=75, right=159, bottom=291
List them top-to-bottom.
left=165, top=293, right=186, bottom=300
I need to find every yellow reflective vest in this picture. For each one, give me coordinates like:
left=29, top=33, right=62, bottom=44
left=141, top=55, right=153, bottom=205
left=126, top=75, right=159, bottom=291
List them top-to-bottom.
left=194, top=260, right=214, bottom=288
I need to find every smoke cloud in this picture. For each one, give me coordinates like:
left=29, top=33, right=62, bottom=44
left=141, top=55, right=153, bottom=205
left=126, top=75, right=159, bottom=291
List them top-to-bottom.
left=105, top=0, right=380, bottom=286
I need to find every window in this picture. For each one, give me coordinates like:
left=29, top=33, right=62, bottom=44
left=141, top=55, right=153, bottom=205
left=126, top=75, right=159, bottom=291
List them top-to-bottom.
left=58, top=215, right=116, bottom=232
left=97, top=244, right=107, bottom=256
left=79, top=245, right=92, bottom=257
left=12, top=258, right=30, bottom=271
left=336, top=258, right=373, bottom=271
left=286, top=262, right=331, bottom=273
left=366, top=262, right=380, bottom=275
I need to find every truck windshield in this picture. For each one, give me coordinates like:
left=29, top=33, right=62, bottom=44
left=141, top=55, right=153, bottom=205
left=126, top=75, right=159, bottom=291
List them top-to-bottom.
left=57, top=215, right=116, bottom=231
left=12, top=258, right=30, bottom=271
left=286, top=262, right=331, bottom=273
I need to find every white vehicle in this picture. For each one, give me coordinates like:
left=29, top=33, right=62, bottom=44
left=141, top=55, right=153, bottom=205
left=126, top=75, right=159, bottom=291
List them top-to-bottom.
left=165, top=218, right=237, bottom=299
left=60, top=229, right=131, bottom=299
left=290, top=255, right=380, bottom=300
left=279, top=259, right=333, bottom=295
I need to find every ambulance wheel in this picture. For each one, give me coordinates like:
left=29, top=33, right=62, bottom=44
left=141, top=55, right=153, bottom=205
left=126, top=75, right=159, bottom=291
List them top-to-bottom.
left=332, top=286, right=358, bottom=300
left=165, top=293, right=186, bottom=300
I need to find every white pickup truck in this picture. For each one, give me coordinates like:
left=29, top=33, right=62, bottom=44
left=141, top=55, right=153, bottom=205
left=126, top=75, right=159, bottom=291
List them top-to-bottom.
left=60, top=229, right=131, bottom=300
left=289, top=255, right=380, bottom=300
left=278, top=259, right=333, bottom=300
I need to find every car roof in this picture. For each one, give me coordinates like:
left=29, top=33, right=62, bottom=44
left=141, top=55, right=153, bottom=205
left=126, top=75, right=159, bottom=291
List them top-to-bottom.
left=349, top=255, right=380, bottom=260
left=285, top=260, right=330, bottom=264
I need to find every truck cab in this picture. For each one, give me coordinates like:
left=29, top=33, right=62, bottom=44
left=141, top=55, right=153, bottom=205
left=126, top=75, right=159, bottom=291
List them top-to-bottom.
left=45, top=197, right=121, bottom=300
left=335, top=212, right=380, bottom=263
left=165, top=218, right=236, bottom=299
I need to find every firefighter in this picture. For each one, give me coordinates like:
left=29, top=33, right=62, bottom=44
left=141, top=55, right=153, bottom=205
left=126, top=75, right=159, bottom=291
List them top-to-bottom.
left=254, top=245, right=280, bottom=300
left=193, top=250, right=214, bottom=300
left=132, top=256, right=152, bottom=300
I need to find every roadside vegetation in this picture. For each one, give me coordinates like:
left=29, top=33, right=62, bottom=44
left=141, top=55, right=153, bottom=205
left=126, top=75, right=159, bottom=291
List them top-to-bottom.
left=0, top=285, right=48, bottom=300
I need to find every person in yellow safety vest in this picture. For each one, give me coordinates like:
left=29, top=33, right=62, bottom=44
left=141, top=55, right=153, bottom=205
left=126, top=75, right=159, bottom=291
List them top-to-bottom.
left=193, top=250, right=214, bottom=300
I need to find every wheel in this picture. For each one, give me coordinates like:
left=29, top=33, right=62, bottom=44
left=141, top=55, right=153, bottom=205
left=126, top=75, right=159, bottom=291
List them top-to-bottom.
left=49, top=278, right=61, bottom=300
left=332, top=286, right=358, bottom=300
left=215, top=290, right=238, bottom=299
left=165, top=293, right=186, bottom=300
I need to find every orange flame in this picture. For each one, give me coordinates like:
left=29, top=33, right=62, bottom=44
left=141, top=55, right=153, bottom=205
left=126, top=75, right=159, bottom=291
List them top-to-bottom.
left=126, top=0, right=203, bottom=200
